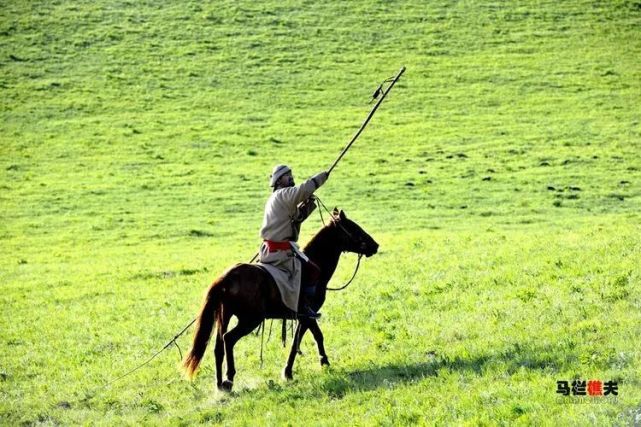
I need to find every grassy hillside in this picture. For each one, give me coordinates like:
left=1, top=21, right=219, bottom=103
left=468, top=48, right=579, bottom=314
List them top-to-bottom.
left=1, top=0, right=640, bottom=425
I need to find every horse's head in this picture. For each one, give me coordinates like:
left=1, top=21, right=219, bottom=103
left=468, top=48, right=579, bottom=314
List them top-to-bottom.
left=331, top=208, right=379, bottom=257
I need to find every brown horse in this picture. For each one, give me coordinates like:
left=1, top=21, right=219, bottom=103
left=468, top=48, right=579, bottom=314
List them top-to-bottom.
left=182, top=209, right=379, bottom=392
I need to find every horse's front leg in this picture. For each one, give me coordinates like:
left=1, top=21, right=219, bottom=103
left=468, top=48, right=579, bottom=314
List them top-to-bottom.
left=308, top=319, right=330, bottom=366
left=283, top=320, right=309, bottom=380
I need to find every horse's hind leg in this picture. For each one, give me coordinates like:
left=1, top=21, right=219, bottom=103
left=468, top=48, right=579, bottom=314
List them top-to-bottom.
left=214, top=307, right=231, bottom=390
left=221, top=317, right=262, bottom=392
left=283, top=320, right=310, bottom=380
left=308, top=320, right=330, bottom=366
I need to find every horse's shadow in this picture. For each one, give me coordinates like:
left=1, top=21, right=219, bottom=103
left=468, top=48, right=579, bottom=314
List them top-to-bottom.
left=227, top=345, right=567, bottom=398
left=316, top=347, right=565, bottom=398
left=318, top=357, right=461, bottom=399
left=319, top=361, right=442, bottom=399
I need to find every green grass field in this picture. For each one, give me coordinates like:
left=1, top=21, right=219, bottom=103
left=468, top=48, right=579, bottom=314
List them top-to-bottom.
left=2, top=0, right=641, bottom=425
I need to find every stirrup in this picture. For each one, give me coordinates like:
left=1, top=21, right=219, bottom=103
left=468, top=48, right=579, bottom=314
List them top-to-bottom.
left=298, top=307, right=321, bottom=319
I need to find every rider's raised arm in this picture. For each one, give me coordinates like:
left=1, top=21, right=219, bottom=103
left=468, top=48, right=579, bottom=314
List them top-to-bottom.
left=279, top=171, right=328, bottom=206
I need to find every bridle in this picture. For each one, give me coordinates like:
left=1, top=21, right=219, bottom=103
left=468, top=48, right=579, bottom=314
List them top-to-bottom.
left=315, top=196, right=366, bottom=291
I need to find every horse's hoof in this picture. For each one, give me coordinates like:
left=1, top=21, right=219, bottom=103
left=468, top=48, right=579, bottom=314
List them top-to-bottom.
left=320, top=356, right=330, bottom=367
left=282, top=367, right=293, bottom=381
left=219, top=380, right=233, bottom=392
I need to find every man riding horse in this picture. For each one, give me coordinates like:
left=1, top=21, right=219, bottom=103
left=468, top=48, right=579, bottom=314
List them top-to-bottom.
left=182, top=68, right=403, bottom=390
left=258, top=165, right=329, bottom=319
left=182, top=167, right=378, bottom=389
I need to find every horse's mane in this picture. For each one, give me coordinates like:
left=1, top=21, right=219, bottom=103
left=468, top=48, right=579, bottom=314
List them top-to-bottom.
left=302, top=221, right=337, bottom=254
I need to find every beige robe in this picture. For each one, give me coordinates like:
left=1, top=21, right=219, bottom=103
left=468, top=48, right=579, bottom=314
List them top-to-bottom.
left=258, top=172, right=328, bottom=311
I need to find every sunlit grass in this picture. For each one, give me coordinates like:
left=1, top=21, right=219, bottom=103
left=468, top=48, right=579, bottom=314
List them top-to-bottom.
left=1, top=0, right=640, bottom=424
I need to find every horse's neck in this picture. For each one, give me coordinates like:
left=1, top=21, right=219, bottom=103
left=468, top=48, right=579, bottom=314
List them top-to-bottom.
left=304, top=226, right=342, bottom=283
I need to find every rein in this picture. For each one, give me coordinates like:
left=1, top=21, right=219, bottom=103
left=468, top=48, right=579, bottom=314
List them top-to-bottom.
left=315, top=195, right=353, bottom=239
left=315, top=196, right=365, bottom=292
left=327, top=253, right=362, bottom=291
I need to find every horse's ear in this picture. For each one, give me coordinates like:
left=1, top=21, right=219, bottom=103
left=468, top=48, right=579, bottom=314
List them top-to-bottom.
left=332, top=207, right=339, bottom=217
left=339, top=209, right=346, bottom=220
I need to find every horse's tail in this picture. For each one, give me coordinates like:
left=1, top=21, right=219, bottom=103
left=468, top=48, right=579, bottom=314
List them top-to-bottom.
left=182, top=274, right=227, bottom=379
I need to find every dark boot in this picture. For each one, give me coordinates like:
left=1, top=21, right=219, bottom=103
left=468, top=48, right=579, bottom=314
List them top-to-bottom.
left=298, top=284, right=320, bottom=319
left=298, top=305, right=321, bottom=319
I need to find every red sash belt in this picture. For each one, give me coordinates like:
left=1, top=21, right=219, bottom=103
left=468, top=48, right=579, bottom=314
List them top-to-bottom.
left=264, top=240, right=292, bottom=252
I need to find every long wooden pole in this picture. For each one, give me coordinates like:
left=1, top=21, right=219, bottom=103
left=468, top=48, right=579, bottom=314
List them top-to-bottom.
left=328, top=66, right=406, bottom=174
